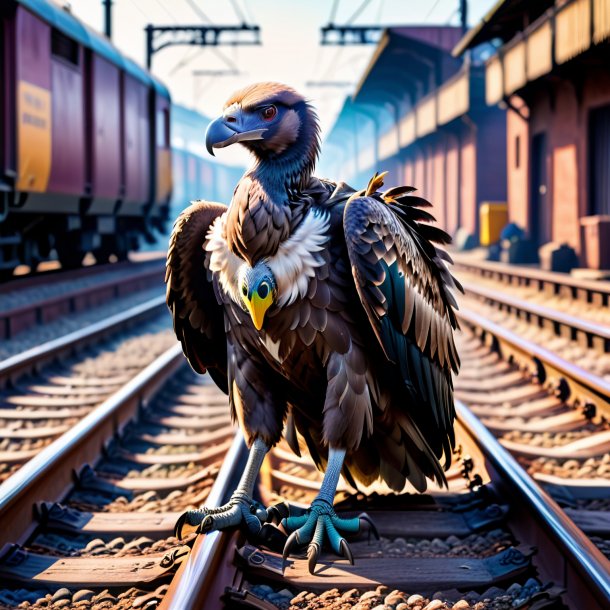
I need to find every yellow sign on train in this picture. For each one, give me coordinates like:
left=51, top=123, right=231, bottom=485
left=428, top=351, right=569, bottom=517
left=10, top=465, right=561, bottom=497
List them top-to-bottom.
left=17, top=81, right=51, bottom=193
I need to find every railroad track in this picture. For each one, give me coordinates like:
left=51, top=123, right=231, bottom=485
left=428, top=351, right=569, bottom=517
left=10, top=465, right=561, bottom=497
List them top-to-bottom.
left=0, top=254, right=608, bottom=609
left=1, top=256, right=166, bottom=340
left=0, top=296, right=172, bottom=483
left=2, top=346, right=605, bottom=610
left=0, top=347, right=238, bottom=610
left=160, top=398, right=609, bottom=610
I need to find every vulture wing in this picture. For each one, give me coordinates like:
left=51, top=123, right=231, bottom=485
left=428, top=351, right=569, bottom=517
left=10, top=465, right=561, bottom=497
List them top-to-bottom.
left=343, top=173, right=462, bottom=471
left=166, top=201, right=228, bottom=393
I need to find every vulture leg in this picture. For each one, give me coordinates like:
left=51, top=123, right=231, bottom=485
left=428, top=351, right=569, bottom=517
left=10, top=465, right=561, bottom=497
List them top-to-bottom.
left=174, top=438, right=269, bottom=538
left=281, top=446, right=374, bottom=573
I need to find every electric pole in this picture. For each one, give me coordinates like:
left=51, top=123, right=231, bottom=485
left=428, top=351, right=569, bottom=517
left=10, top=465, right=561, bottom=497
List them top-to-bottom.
left=103, top=0, right=112, bottom=39
left=460, top=0, right=468, bottom=32
left=145, top=23, right=261, bottom=70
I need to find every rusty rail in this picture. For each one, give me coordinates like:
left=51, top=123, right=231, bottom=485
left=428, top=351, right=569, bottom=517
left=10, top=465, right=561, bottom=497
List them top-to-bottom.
left=452, top=253, right=610, bottom=306
left=1, top=260, right=165, bottom=339
left=461, top=280, right=610, bottom=351
left=0, top=294, right=167, bottom=385
left=458, top=306, right=610, bottom=418
left=0, top=343, right=185, bottom=546
left=457, top=401, right=610, bottom=608
left=159, top=432, right=246, bottom=610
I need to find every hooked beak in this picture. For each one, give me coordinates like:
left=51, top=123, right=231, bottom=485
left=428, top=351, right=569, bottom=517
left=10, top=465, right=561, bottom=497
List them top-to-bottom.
left=205, top=115, right=267, bottom=156
left=243, top=291, right=273, bottom=331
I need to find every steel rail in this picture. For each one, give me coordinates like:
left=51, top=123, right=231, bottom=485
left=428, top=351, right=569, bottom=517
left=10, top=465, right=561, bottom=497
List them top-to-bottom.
left=452, top=253, right=610, bottom=301
left=2, top=255, right=165, bottom=293
left=1, top=260, right=165, bottom=339
left=462, top=280, right=610, bottom=345
left=0, top=294, right=167, bottom=383
left=457, top=306, right=610, bottom=414
left=0, top=343, right=185, bottom=546
left=457, top=400, right=610, bottom=608
left=159, top=432, right=246, bottom=610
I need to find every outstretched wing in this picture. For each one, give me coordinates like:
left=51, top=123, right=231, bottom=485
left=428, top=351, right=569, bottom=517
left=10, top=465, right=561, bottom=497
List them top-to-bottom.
left=343, top=173, right=462, bottom=469
left=165, top=201, right=228, bottom=393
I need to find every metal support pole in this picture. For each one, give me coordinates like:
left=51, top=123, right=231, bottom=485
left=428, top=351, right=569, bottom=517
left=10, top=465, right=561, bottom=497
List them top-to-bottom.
left=103, top=0, right=112, bottom=39
left=460, top=0, right=468, bottom=33
left=146, top=25, right=154, bottom=70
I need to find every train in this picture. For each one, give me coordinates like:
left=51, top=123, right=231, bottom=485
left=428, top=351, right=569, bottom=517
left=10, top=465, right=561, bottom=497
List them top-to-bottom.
left=0, top=0, right=243, bottom=278
left=0, top=0, right=173, bottom=275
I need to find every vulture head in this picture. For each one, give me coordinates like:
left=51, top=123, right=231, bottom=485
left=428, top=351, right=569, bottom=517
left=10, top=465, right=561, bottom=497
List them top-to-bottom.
left=205, top=82, right=320, bottom=180
left=237, top=262, right=277, bottom=330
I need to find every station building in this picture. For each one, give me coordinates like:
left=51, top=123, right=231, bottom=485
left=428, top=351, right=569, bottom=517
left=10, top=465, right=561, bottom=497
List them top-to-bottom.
left=455, top=0, right=610, bottom=269
left=319, top=26, right=507, bottom=242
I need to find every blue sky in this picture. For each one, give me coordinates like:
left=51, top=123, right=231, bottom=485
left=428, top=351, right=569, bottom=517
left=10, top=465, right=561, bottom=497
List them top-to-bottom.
left=63, top=0, right=494, bottom=164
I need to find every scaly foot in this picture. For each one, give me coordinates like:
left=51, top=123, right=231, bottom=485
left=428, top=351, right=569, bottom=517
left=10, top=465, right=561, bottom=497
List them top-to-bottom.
left=174, top=490, right=266, bottom=538
left=281, top=499, right=378, bottom=573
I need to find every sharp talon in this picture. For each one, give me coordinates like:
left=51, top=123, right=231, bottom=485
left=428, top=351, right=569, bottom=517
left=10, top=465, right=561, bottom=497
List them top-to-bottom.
left=175, top=510, right=205, bottom=539
left=359, top=513, right=380, bottom=540
left=174, top=514, right=186, bottom=539
left=198, top=514, right=215, bottom=533
left=283, top=530, right=300, bottom=561
left=340, top=539, right=354, bottom=565
left=307, top=542, right=320, bottom=574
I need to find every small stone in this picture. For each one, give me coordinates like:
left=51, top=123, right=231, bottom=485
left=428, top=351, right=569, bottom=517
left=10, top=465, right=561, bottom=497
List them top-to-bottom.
left=84, top=539, right=105, bottom=552
left=431, top=539, right=450, bottom=553
left=523, top=578, right=540, bottom=591
left=506, top=583, right=521, bottom=596
left=376, top=585, right=389, bottom=595
left=51, top=589, right=71, bottom=603
left=361, top=590, right=381, bottom=601
left=72, top=591, right=95, bottom=603
left=290, top=591, right=308, bottom=603
left=385, top=592, right=407, bottom=605
left=408, top=595, right=425, bottom=605
left=53, top=601, right=71, bottom=609
left=423, top=601, right=444, bottom=610
left=452, top=602, right=470, bottom=610
left=371, top=605, right=391, bottom=610
left=396, top=605, right=409, bottom=610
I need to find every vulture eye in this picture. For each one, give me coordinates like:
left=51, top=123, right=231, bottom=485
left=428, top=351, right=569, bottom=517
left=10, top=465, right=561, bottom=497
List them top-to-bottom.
left=261, top=106, right=277, bottom=121
left=258, top=282, right=269, bottom=299
left=241, top=284, right=248, bottom=297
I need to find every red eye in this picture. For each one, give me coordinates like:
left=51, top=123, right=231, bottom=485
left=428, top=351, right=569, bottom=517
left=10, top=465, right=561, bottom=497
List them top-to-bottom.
left=262, top=105, right=277, bottom=121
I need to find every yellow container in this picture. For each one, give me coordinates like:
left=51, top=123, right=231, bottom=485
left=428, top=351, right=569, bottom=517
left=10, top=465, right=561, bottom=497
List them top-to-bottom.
left=480, top=202, right=508, bottom=246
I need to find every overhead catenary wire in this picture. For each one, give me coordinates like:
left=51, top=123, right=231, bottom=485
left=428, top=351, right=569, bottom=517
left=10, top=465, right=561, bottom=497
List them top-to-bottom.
left=183, top=0, right=212, bottom=23
left=229, top=0, right=246, bottom=23
left=329, top=0, right=340, bottom=23
left=345, top=0, right=373, bottom=25
left=423, top=0, right=442, bottom=22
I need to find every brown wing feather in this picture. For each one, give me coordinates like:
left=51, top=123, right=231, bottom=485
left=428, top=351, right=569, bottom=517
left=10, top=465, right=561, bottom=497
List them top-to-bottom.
left=343, top=176, right=462, bottom=476
left=165, top=201, right=228, bottom=392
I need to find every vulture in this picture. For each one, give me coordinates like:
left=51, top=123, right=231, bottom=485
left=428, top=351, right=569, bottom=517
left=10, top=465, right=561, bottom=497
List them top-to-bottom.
left=166, top=82, right=462, bottom=572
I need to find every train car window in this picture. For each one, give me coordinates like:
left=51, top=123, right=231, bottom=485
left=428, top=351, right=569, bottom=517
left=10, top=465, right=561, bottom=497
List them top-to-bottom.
left=51, top=30, right=79, bottom=66
left=156, top=108, right=170, bottom=149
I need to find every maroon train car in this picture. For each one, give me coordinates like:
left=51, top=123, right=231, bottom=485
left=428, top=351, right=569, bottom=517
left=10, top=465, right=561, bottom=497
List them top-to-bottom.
left=0, top=0, right=172, bottom=273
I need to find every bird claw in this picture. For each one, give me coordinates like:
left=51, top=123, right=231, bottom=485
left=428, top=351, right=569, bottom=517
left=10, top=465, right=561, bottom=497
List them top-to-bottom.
left=174, top=492, right=260, bottom=539
left=281, top=499, right=366, bottom=574
left=358, top=512, right=380, bottom=540
left=282, top=530, right=301, bottom=561
left=340, top=538, right=354, bottom=565
left=307, top=542, right=320, bottom=574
